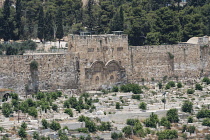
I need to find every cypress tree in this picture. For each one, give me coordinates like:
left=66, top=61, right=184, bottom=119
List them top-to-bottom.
left=2, top=0, right=11, bottom=41
left=16, top=0, right=22, bottom=40
left=38, top=6, right=44, bottom=43
left=56, top=7, right=64, bottom=48
left=44, top=10, right=54, bottom=42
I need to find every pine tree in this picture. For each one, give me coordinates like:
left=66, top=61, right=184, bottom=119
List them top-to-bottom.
left=38, top=5, right=44, bottom=43
left=56, top=7, right=64, bottom=48
left=111, top=7, right=124, bottom=31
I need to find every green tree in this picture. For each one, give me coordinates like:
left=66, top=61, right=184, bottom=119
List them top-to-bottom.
left=15, top=0, right=22, bottom=40
left=38, top=5, right=44, bottom=43
left=111, top=6, right=124, bottom=31
left=56, top=7, right=64, bottom=48
left=44, top=10, right=54, bottom=42
left=177, top=82, right=182, bottom=88
left=195, top=83, right=203, bottom=90
left=187, top=89, right=195, bottom=94
left=182, top=100, right=193, bottom=113
left=116, top=102, right=120, bottom=109
left=139, top=102, right=147, bottom=110
left=2, top=103, right=13, bottom=117
left=52, top=104, right=58, bottom=112
left=28, top=107, right=38, bottom=118
left=64, top=108, right=73, bottom=117
left=167, top=109, right=179, bottom=123
left=144, top=112, right=159, bottom=128
left=188, top=116, right=193, bottom=123
left=160, top=117, right=171, bottom=129
left=41, top=119, right=48, bottom=129
left=50, top=120, right=61, bottom=131
left=21, top=122, right=27, bottom=129
left=122, top=126, right=132, bottom=137
left=18, top=127, right=27, bottom=138
left=33, top=131, right=40, bottom=140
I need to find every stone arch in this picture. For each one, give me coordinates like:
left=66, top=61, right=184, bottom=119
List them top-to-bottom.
left=105, top=60, right=122, bottom=83
left=90, top=61, right=105, bottom=73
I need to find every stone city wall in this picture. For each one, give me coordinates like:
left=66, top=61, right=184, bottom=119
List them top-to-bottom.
left=128, top=44, right=209, bottom=83
left=0, top=53, right=78, bottom=94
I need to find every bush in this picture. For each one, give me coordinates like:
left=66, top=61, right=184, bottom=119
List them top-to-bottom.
left=30, top=60, right=38, bottom=70
left=203, top=77, right=210, bottom=84
left=168, top=81, right=175, bottom=87
left=158, top=82, right=162, bottom=89
left=177, top=82, right=182, bottom=88
left=120, top=83, right=142, bottom=94
left=195, top=83, right=202, bottom=90
left=165, top=84, right=170, bottom=89
left=112, top=86, right=119, bottom=92
left=187, top=89, right=195, bottom=94
left=132, top=94, right=140, bottom=100
left=182, top=100, right=193, bottom=113
left=116, top=102, right=120, bottom=109
left=139, top=102, right=147, bottom=110
left=2, top=103, right=13, bottom=117
left=52, top=104, right=58, bottom=112
left=28, top=107, right=38, bottom=118
left=64, top=108, right=73, bottom=117
left=167, top=109, right=179, bottom=123
left=196, top=109, right=210, bottom=118
left=144, top=112, right=159, bottom=128
left=188, top=116, right=193, bottom=123
left=160, top=117, right=171, bottom=129
left=202, top=118, right=210, bottom=126
left=42, top=119, right=49, bottom=129
left=126, top=119, right=140, bottom=126
left=50, top=120, right=61, bottom=131
left=98, top=122, right=111, bottom=131
left=122, top=126, right=132, bottom=137
left=188, top=126, right=196, bottom=134
left=18, top=127, right=27, bottom=138
left=77, top=128, right=89, bottom=133
left=157, top=130, right=178, bottom=140
left=111, top=132, right=123, bottom=140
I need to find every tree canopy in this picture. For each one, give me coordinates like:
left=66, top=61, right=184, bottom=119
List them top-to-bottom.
left=1, top=0, right=210, bottom=45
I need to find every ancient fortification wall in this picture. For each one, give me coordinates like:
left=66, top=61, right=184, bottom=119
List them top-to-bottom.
left=1, top=33, right=210, bottom=94
left=128, top=44, right=205, bottom=83
left=0, top=54, right=78, bottom=94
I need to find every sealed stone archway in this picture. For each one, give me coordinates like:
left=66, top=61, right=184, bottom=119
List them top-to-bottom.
left=84, top=60, right=126, bottom=90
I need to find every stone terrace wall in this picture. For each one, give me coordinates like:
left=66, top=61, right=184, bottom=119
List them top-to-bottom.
left=128, top=44, right=208, bottom=82
left=0, top=53, right=78, bottom=94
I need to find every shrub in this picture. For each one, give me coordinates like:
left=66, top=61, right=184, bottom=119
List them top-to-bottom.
left=30, top=60, right=38, bottom=70
left=203, top=77, right=210, bottom=84
left=168, top=81, right=175, bottom=87
left=158, top=82, right=162, bottom=89
left=177, top=82, right=182, bottom=88
left=120, top=83, right=142, bottom=94
left=195, top=83, right=202, bottom=90
left=165, top=84, right=170, bottom=89
left=112, top=86, right=119, bottom=92
left=187, top=89, right=195, bottom=94
left=132, top=94, right=140, bottom=100
left=182, top=100, right=193, bottom=113
left=116, top=102, right=120, bottom=109
left=139, top=102, right=147, bottom=110
left=2, top=103, right=13, bottom=117
left=52, top=104, right=58, bottom=112
left=28, top=107, right=38, bottom=118
left=64, top=108, right=73, bottom=117
left=167, top=109, right=179, bottom=123
left=196, top=109, right=210, bottom=118
left=144, top=112, right=159, bottom=128
left=188, top=116, right=193, bottom=123
left=160, top=117, right=171, bottom=129
left=202, top=118, right=210, bottom=126
left=42, top=119, right=48, bottom=129
left=126, top=119, right=140, bottom=126
left=50, top=120, right=61, bottom=131
left=98, top=122, right=111, bottom=131
left=122, top=126, right=132, bottom=137
left=188, top=126, right=196, bottom=134
left=77, top=128, right=89, bottom=133
left=157, top=130, right=178, bottom=140
left=111, top=132, right=123, bottom=140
